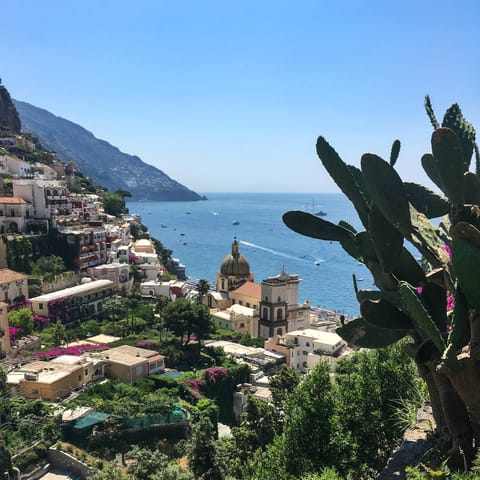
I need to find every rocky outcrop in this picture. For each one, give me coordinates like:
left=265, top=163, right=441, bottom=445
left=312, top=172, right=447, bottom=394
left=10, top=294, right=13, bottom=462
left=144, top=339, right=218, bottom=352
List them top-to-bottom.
left=0, top=82, right=21, bottom=133
left=14, top=99, right=204, bottom=202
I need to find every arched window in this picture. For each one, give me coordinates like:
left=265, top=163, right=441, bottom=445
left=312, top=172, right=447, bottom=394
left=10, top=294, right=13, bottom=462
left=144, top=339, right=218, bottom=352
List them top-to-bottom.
left=53, top=189, right=58, bottom=196
left=221, top=279, right=225, bottom=290
left=277, top=296, right=281, bottom=302
left=277, top=309, right=283, bottom=321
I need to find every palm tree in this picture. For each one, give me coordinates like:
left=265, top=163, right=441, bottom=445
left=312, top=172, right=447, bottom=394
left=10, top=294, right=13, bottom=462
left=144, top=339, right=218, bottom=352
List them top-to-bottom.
left=196, top=279, right=210, bottom=304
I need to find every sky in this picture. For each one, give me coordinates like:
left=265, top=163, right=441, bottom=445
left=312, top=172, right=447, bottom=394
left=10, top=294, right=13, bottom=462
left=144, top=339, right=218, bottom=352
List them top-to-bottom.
left=2, top=0, right=480, bottom=194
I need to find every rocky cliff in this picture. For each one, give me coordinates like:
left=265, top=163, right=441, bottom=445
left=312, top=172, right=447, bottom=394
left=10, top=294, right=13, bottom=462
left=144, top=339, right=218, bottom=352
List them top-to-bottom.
left=0, top=82, right=21, bottom=133
left=14, top=100, right=204, bottom=202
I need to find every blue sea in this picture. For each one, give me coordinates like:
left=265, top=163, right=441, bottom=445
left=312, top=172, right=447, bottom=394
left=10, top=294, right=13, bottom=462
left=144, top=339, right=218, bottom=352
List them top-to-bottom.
left=128, top=193, right=372, bottom=316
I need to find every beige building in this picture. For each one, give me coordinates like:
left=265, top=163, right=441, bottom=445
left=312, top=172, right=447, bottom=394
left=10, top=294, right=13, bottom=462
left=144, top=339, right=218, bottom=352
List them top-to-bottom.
left=0, top=197, right=31, bottom=233
left=88, top=262, right=132, bottom=293
left=258, top=267, right=310, bottom=338
left=0, top=268, right=28, bottom=311
left=29, top=279, right=116, bottom=324
left=229, top=281, right=261, bottom=310
left=0, top=301, right=10, bottom=355
left=212, top=304, right=258, bottom=338
left=99, top=345, right=165, bottom=384
left=9, top=360, right=87, bottom=400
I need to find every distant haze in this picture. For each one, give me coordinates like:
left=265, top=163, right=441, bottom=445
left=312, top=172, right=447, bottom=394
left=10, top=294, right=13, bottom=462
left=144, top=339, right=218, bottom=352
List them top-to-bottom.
left=2, top=1, right=479, bottom=193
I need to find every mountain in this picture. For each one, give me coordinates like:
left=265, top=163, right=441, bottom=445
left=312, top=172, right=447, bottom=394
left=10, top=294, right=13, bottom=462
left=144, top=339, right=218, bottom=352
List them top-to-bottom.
left=0, top=83, right=21, bottom=133
left=14, top=100, right=204, bottom=202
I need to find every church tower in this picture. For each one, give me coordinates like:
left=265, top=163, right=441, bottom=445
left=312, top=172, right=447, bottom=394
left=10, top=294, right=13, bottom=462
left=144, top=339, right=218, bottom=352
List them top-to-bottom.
left=216, top=238, right=254, bottom=295
left=258, top=266, right=310, bottom=338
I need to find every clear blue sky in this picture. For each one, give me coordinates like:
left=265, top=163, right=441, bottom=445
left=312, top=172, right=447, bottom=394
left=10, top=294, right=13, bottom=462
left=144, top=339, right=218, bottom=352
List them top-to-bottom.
left=2, top=0, right=479, bottom=194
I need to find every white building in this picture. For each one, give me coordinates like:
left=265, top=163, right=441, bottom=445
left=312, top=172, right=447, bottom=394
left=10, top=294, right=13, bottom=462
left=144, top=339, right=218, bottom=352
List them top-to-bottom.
left=13, top=178, right=69, bottom=218
left=139, top=280, right=188, bottom=300
left=212, top=304, right=259, bottom=338
left=283, top=328, right=347, bottom=373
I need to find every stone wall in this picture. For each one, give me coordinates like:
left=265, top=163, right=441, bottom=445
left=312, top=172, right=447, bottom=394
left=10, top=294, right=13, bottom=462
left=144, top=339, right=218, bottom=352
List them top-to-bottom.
left=41, top=271, right=80, bottom=294
left=46, top=448, right=93, bottom=479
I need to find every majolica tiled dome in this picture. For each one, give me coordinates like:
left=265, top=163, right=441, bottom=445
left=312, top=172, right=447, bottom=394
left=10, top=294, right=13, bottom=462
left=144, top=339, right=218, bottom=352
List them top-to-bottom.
left=220, top=239, right=250, bottom=276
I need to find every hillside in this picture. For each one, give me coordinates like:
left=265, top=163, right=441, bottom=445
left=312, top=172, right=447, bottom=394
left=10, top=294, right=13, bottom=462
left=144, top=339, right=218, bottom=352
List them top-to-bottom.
left=14, top=100, right=204, bottom=202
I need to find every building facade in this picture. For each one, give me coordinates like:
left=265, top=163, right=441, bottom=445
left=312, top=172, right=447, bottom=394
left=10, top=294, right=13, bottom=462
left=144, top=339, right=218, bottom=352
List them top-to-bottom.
left=258, top=267, right=310, bottom=338
left=29, top=279, right=116, bottom=324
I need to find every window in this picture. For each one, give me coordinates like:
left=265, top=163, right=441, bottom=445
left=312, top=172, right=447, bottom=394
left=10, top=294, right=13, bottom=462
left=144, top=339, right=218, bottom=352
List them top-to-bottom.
left=277, top=296, right=281, bottom=302
left=39, top=303, right=43, bottom=310
left=263, top=308, right=268, bottom=320
left=276, top=309, right=283, bottom=321
left=240, top=323, right=245, bottom=328
left=277, top=328, right=282, bottom=335
left=306, top=342, right=310, bottom=347
left=303, top=351, right=308, bottom=355
left=85, top=369, right=89, bottom=375
left=78, top=375, right=81, bottom=380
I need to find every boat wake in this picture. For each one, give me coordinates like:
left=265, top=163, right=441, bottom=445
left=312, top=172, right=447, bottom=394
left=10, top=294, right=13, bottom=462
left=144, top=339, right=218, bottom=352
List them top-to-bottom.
left=240, top=240, right=323, bottom=264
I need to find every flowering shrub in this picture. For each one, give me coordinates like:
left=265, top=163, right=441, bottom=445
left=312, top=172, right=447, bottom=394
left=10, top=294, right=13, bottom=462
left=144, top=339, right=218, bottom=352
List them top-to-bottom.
left=34, top=315, right=51, bottom=325
left=9, top=326, right=23, bottom=342
left=137, top=339, right=155, bottom=347
left=33, top=343, right=108, bottom=359
left=203, top=367, right=228, bottom=383
left=186, top=379, right=205, bottom=392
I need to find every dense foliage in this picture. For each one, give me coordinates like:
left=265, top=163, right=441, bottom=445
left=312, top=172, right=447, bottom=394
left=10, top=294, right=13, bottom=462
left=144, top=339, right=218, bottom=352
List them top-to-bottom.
left=283, top=98, right=480, bottom=471
left=216, top=342, right=422, bottom=479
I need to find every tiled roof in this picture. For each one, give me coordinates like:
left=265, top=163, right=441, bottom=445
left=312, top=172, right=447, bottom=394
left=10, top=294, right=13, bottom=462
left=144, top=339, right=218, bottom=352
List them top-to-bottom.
left=0, top=197, right=28, bottom=204
left=0, top=269, right=28, bottom=284
left=232, top=281, right=261, bottom=299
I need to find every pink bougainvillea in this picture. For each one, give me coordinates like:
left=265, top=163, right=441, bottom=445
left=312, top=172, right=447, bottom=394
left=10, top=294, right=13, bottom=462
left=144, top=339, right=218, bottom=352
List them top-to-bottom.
left=443, top=244, right=452, bottom=257
left=415, top=287, right=423, bottom=296
left=34, top=315, right=51, bottom=325
left=9, top=326, right=23, bottom=342
left=33, top=343, right=108, bottom=359
left=203, top=367, right=228, bottom=382
left=186, top=379, right=205, bottom=392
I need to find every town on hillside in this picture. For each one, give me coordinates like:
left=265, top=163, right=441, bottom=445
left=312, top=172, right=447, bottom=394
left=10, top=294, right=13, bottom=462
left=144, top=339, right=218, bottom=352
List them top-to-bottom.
left=0, top=119, right=355, bottom=479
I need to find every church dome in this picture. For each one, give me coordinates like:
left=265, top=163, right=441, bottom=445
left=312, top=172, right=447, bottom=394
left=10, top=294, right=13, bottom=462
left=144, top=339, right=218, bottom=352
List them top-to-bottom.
left=220, top=239, right=251, bottom=276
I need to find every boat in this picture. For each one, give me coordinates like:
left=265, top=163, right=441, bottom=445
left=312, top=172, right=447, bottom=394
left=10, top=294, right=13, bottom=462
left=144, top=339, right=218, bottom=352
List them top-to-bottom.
left=315, top=211, right=327, bottom=217
left=232, top=221, right=240, bottom=225
left=314, top=260, right=321, bottom=265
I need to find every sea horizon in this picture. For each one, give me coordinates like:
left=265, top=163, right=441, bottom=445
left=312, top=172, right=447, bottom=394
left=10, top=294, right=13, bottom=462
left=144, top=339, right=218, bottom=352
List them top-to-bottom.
left=128, top=192, right=369, bottom=317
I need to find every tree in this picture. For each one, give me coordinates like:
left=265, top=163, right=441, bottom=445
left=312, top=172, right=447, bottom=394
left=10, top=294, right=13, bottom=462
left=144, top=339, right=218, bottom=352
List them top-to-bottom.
left=282, top=99, right=480, bottom=469
left=102, top=193, right=126, bottom=217
left=31, top=255, right=65, bottom=281
left=196, top=279, right=210, bottom=304
left=103, top=297, right=125, bottom=322
left=162, top=298, right=214, bottom=347
left=8, top=308, right=34, bottom=335
left=51, top=320, right=67, bottom=346
left=282, top=362, right=335, bottom=477
left=269, top=364, right=301, bottom=419
left=0, top=366, right=6, bottom=394
left=231, top=395, right=279, bottom=467
left=185, top=415, right=222, bottom=480
left=126, top=446, right=170, bottom=480
left=88, top=463, right=124, bottom=480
